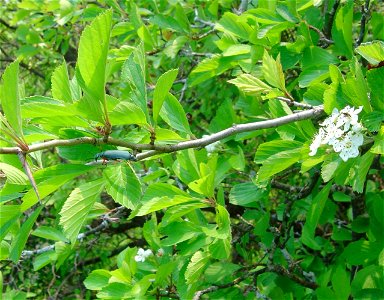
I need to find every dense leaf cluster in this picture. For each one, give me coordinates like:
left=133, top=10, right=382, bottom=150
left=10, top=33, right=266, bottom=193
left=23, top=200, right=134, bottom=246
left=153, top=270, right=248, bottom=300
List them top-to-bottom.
left=0, top=0, right=383, bottom=299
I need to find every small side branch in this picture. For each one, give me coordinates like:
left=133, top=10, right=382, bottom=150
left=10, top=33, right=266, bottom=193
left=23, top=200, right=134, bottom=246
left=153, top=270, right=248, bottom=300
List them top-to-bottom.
left=323, top=0, right=340, bottom=40
left=355, top=0, right=371, bottom=47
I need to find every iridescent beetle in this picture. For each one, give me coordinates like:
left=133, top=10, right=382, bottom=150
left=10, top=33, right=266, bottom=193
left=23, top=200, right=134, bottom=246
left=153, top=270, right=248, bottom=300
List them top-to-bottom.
left=94, top=150, right=137, bottom=164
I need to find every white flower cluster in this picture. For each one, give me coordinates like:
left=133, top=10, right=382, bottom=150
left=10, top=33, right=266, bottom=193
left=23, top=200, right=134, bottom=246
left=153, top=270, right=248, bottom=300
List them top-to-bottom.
left=309, top=106, right=364, bottom=162
left=134, top=248, right=152, bottom=262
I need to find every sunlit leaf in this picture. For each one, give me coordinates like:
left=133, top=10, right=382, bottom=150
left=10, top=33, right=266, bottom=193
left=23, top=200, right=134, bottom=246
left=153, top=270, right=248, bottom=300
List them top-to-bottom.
left=153, top=69, right=178, bottom=124
left=59, top=179, right=105, bottom=244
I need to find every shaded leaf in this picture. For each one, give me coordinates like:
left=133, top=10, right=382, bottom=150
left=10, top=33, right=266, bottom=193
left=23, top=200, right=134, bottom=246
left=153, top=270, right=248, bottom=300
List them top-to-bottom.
left=301, top=182, right=332, bottom=250
left=10, top=206, right=43, bottom=262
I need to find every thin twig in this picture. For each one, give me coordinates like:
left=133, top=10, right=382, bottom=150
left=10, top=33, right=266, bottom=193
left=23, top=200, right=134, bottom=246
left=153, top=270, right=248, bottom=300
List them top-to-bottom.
left=235, top=0, right=249, bottom=15
left=323, top=0, right=340, bottom=39
left=355, top=0, right=371, bottom=47
left=308, top=24, right=334, bottom=45
left=277, top=96, right=314, bottom=109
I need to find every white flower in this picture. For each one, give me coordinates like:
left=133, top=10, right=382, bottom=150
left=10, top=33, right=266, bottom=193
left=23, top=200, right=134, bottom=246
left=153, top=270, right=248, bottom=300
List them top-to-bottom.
left=309, top=105, right=365, bottom=161
left=340, top=106, right=363, bottom=131
left=309, top=130, right=324, bottom=156
left=135, top=248, right=153, bottom=262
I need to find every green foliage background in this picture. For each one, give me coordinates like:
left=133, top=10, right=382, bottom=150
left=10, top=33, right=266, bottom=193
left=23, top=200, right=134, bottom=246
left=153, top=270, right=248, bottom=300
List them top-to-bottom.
left=0, top=0, right=383, bottom=299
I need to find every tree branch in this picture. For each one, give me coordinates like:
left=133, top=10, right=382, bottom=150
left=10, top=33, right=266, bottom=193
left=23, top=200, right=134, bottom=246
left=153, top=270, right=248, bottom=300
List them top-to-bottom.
left=0, top=106, right=324, bottom=160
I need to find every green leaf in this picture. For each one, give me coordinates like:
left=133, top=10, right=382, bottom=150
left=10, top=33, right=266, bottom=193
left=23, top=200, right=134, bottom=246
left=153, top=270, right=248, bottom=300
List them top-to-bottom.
left=331, top=1, right=353, bottom=58
left=249, top=8, right=286, bottom=24
left=76, top=10, right=112, bottom=123
left=215, top=12, right=253, bottom=40
left=151, top=14, right=186, bottom=33
left=137, top=24, right=155, bottom=50
left=164, top=36, right=188, bottom=59
left=355, top=41, right=384, bottom=65
left=121, top=43, right=148, bottom=118
left=302, top=46, right=339, bottom=69
left=262, top=50, right=286, bottom=92
left=188, top=55, right=236, bottom=87
left=342, top=57, right=372, bottom=113
left=1, top=61, right=23, bottom=138
left=51, top=62, right=72, bottom=103
left=298, top=66, right=329, bottom=88
left=367, top=68, right=384, bottom=114
left=153, top=69, right=178, bottom=124
left=228, top=74, right=272, bottom=95
left=160, top=93, right=192, bottom=134
left=21, top=96, right=78, bottom=118
left=109, top=101, right=147, bottom=125
left=361, top=111, right=384, bottom=132
left=154, top=128, right=185, bottom=142
left=371, top=128, right=384, bottom=154
left=255, top=140, right=303, bottom=163
left=256, top=148, right=303, bottom=182
left=349, top=152, right=375, bottom=193
left=0, top=162, right=28, bottom=185
left=104, top=164, right=142, bottom=210
left=21, top=165, right=93, bottom=211
left=59, top=178, right=105, bottom=244
left=229, top=182, right=268, bottom=207
left=301, top=182, right=332, bottom=250
left=142, top=183, right=190, bottom=201
left=333, top=192, right=351, bottom=202
left=135, top=196, right=198, bottom=217
left=162, top=202, right=209, bottom=224
left=0, top=205, right=21, bottom=241
left=215, top=205, right=231, bottom=241
left=9, top=206, right=43, bottom=262
left=161, top=221, right=203, bottom=246
left=32, top=226, right=67, bottom=242
left=209, top=238, right=231, bottom=259
left=342, top=240, right=381, bottom=265
left=55, top=241, right=72, bottom=269
left=33, top=250, right=56, bottom=271
left=185, top=251, right=210, bottom=284
left=155, top=261, right=177, bottom=286
left=205, top=262, right=241, bottom=283
left=332, top=265, right=351, bottom=300
left=351, top=265, right=384, bottom=298
left=84, top=269, right=111, bottom=291
left=97, top=282, right=131, bottom=299
left=317, top=287, right=336, bottom=300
